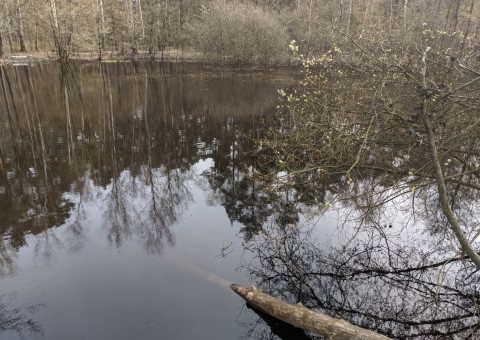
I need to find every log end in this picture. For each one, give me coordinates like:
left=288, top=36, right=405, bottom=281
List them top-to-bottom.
left=230, top=283, right=248, bottom=297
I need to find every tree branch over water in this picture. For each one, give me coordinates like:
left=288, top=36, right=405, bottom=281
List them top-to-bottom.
left=258, top=29, right=480, bottom=268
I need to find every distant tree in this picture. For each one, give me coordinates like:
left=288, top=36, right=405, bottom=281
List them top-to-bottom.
left=15, top=0, right=26, bottom=52
left=48, top=0, right=69, bottom=61
left=95, top=0, right=106, bottom=60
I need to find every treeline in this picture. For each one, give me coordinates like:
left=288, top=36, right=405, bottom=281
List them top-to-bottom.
left=0, top=0, right=479, bottom=64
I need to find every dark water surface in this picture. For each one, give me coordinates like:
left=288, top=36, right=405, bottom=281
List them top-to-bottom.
left=2, top=61, right=480, bottom=340
left=0, top=62, right=295, bottom=340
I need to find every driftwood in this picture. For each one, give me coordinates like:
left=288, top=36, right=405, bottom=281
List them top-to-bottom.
left=231, top=284, right=390, bottom=340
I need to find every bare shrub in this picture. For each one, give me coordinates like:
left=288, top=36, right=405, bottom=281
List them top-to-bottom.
left=185, top=0, right=288, bottom=65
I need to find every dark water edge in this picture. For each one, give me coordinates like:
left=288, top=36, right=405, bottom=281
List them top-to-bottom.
left=0, top=61, right=297, bottom=340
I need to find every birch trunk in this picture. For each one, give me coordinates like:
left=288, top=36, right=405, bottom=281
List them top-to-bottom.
left=49, top=0, right=68, bottom=61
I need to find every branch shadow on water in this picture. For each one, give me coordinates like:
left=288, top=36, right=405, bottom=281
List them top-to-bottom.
left=0, top=293, right=45, bottom=339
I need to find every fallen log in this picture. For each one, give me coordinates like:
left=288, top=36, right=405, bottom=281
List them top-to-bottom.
left=231, top=284, right=390, bottom=340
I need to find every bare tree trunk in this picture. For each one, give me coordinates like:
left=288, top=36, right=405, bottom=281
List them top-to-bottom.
left=16, top=0, right=26, bottom=52
left=33, top=0, right=39, bottom=51
left=49, top=0, right=68, bottom=62
left=49, top=0, right=60, bottom=39
left=95, top=0, right=106, bottom=60
left=99, top=0, right=106, bottom=48
left=127, top=0, right=135, bottom=45
left=138, top=0, right=145, bottom=45
left=155, top=0, right=161, bottom=54
left=164, top=0, right=169, bottom=53
left=179, top=0, right=184, bottom=54
left=307, top=0, right=313, bottom=46
left=339, top=0, right=344, bottom=23
left=346, top=0, right=353, bottom=36
left=360, top=0, right=372, bottom=37
left=388, top=0, right=394, bottom=36
left=403, top=0, right=408, bottom=53
left=433, top=0, right=443, bottom=24
left=444, top=0, right=453, bottom=31
left=453, top=0, right=461, bottom=31
left=460, top=0, right=475, bottom=56
left=3, top=9, right=14, bottom=53
left=7, top=32, right=12, bottom=54
left=0, top=33, right=3, bottom=59
left=420, top=48, right=480, bottom=270
left=425, top=120, right=480, bottom=269
left=231, top=284, right=390, bottom=340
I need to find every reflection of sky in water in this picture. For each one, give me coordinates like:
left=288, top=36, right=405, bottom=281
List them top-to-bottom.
left=1, top=159, right=254, bottom=340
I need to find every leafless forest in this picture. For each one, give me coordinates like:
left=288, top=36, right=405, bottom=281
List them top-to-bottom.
left=0, top=0, right=479, bottom=64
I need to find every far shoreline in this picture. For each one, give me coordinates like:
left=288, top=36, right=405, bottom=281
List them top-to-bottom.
left=0, top=47, right=300, bottom=71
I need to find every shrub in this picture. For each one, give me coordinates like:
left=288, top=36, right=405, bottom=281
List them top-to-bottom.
left=185, top=0, right=288, bottom=65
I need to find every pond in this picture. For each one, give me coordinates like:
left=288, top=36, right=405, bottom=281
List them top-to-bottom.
left=0, top=61, right=300, bottom=340
left=1, top=61, right=479, bottom=340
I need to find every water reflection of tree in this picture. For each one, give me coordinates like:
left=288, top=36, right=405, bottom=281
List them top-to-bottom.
left=0, top=61, right=290, bottom=272
left=0, top=61, right=285, bottom=241
left=0, top=64, right=79, bottom=262
left=97, top=64, right=194, bottom=254
left=183, top=65, right=480, bottom=337
left=199, top=116, right=480, bottom=337
left=203, top=117, right=334, bottom=242
left=138, top=166, right=191, bottom=254
left=240, top=222, right=480, bottom=338
left=0, top=239, right=16, bottom=278
left=0, top=293, right=44, bottom=338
